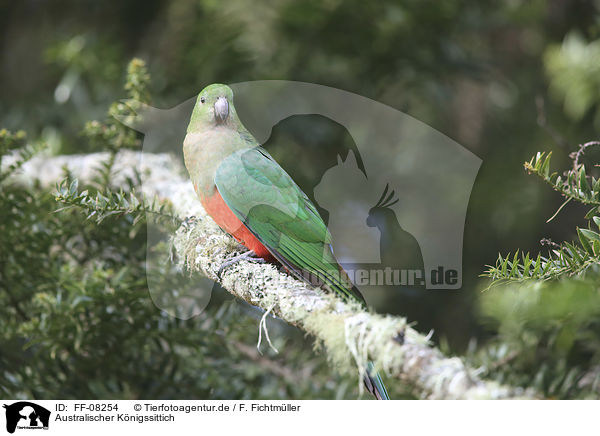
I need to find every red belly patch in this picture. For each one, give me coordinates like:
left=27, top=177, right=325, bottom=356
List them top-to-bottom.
left=201, top=189, right=274, bottom=260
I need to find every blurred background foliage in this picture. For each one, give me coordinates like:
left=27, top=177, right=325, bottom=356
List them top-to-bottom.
left=1, top=0, right=600, bottom=399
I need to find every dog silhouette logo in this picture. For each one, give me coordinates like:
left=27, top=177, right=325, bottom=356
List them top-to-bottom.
left=3, top=402, right=50, bottom=433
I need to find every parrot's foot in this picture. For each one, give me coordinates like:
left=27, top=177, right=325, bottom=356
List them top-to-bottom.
left=217, top=250, right=266, bottom=279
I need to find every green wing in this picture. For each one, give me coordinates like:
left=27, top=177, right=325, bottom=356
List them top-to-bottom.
left=214, top=147, right=364, bottom=304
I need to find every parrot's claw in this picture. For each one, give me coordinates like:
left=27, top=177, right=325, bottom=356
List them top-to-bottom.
left=217, top=250, right=266, bottom=279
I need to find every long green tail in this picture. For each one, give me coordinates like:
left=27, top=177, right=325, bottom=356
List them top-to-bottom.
left=290, top=262, right=391, bottom=399
left=299, top=266, right=391, bottom=399
left=365, top=362, right=390, bottom=400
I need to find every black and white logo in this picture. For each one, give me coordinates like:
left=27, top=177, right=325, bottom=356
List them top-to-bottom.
left=3, top=402, right=50, bottom=433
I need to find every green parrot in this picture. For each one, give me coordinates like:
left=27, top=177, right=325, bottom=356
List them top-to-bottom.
left=183, top=83, right=389, bottom=400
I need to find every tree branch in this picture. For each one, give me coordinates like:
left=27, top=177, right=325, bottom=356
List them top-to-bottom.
left=9, top=150, right=536, bottom=399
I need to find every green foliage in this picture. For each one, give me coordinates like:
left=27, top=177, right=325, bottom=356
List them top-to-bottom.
left=545, top=33, right=600, bottom=125
left=83, top=59, right=150, bottom=152
left=56, top=60, right=180, bottom=231
left=0, top=130, right=42, bottom=184
left=476, top=142, right=600, bottom=398
left=484, top=145, right=600, bottom=286
left=524, top=148, right=600, bottom=208
left=55, top=178, right=180, bottom=229
left=472, top=276, right=600, bottom=398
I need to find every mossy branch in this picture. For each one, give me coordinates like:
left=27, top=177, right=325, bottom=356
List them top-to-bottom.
left=8, top=150, right=536, bottom=399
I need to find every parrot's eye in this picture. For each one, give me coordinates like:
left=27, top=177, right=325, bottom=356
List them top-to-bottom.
left=200, top=97, right=206, bottom=104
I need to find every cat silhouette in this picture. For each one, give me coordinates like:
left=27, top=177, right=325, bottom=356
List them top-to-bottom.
left=314, top=150, right=381, bottom=264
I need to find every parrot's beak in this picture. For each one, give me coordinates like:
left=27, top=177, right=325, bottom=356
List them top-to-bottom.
left=214, top=97, right=229, bottom=124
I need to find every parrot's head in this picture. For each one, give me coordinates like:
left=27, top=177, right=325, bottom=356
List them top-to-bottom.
left=188, top=84, right=237, bottom=132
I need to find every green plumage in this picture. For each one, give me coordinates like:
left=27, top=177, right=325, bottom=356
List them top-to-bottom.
left=215, top=147, right=365, bottom=303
